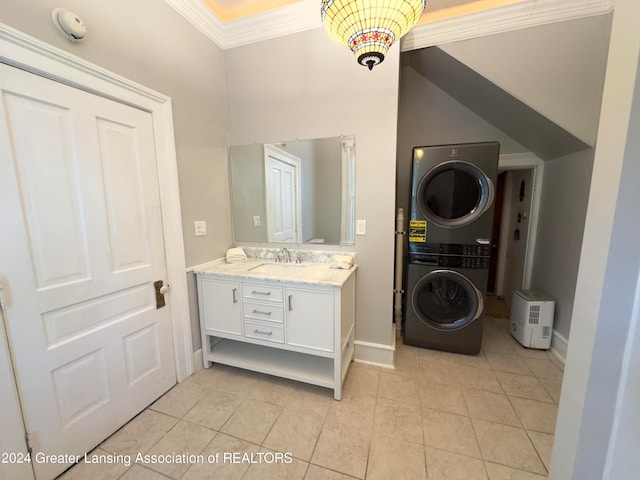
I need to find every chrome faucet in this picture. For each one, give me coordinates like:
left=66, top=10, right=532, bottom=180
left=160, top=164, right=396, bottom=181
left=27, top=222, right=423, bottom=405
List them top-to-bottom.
left=280, top=247, right=291, bottom=263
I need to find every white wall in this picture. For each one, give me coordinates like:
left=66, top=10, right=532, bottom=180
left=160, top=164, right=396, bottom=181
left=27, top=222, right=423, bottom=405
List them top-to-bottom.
left=551, top=0, right=640, bottom=477
left=440, top=14, right=611, bottom=146
left=225, top=28, right=400, bottom=351
left=530, top=149, right=594, bottom=340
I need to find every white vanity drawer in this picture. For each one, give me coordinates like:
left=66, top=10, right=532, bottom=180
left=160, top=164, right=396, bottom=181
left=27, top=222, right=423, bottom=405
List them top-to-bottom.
left=242, top=283, right=283, bottom=303
left=243, top=301, right=283, bottom=323
left=244, top=320, right=284, bottom=343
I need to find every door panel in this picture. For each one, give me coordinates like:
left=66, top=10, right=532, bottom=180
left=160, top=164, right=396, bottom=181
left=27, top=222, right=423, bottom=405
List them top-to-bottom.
left=0, top=63, right=176, bottom=480
left=4, top=93, right=91, bottom=288
left=98, top=117, right=154, bottom=272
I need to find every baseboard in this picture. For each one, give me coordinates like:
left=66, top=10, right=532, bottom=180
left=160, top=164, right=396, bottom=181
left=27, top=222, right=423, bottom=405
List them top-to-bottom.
left=550, top=329, right=568, bottom=364
left=354, top=338, right=395, bottom=369
left=192, top=348, right=203, bottom=374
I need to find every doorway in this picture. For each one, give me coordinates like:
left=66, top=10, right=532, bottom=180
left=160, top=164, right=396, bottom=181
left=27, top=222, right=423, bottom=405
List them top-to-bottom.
left=488, top=154, right=544, bottom=306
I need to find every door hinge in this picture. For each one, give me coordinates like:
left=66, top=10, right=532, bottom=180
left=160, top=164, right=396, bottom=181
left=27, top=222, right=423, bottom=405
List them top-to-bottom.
left=25, top=432, right=33, bottom=455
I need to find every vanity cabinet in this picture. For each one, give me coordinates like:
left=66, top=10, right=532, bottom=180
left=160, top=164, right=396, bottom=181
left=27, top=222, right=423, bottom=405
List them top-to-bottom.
left=196, top=265, right=356, bottom=400
left=198, top=278, right=242, bottom=337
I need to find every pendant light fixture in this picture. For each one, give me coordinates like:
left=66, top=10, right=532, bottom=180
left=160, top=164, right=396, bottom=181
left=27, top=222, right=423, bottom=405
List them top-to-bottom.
left=321, top=0, right=426, bottom=70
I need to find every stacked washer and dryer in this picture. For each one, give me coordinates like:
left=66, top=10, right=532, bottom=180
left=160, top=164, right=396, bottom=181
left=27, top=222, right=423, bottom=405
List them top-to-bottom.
left=403, top=142, right=500, bottom=355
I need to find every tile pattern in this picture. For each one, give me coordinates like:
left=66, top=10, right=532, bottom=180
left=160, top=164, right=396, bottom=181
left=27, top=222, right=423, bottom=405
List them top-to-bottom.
left=59, top=311, right=563, bottom=479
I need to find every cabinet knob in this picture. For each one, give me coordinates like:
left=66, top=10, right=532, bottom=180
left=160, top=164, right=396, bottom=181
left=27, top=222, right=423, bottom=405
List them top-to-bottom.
left=232, top=287, right=238, bottom=303
left=288, top=294, right=293, bottom=311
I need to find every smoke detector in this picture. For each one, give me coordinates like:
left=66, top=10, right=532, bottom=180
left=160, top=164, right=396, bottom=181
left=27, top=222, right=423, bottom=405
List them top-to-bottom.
left=51, top=8, right=86, bottom=42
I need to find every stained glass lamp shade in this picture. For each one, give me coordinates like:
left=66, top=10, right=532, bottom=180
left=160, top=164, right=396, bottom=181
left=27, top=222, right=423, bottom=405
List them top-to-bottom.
left=321, top=0, right=426, bottom=70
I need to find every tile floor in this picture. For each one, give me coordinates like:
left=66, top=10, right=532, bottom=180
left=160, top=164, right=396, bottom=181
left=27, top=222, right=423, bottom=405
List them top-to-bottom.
left=59, top=302, right=564, bottom=480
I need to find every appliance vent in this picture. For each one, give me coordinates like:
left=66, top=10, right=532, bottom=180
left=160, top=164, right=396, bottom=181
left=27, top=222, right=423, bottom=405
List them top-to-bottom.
left=510, top=290, right=555, bottom=349
left=528, top=305, right=540, bottom=324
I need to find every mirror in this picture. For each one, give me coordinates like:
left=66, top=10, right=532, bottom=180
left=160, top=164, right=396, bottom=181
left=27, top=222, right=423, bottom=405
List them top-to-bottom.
left=229, top=136, right=355, bottom=246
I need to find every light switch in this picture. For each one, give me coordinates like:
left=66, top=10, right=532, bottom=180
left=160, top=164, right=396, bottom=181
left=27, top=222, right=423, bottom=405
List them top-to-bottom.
left=253, top=215, right=261, bottom=227
left=356, top=219, right=366, bottom=235
left=194, top=220, right=207, bottom=236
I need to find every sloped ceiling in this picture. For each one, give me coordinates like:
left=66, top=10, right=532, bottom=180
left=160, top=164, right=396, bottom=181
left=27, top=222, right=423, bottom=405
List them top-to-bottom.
left=404, top=46, right=590, bottom=159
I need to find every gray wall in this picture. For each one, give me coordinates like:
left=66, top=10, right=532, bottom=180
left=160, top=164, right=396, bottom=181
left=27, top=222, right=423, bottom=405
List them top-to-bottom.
left=0, top=0, right=231, bottom=352
left=225, top=27, right=400, bottom=348
left=314, top=137, right=342, bottom=244
left=229, top=144, right=267, bottom=242
left=530, top=150, right=594, bottom=340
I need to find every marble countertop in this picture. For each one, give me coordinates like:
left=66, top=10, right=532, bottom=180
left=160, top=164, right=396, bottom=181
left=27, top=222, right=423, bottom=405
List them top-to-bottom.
left=194, top=258, right=356, bottom=287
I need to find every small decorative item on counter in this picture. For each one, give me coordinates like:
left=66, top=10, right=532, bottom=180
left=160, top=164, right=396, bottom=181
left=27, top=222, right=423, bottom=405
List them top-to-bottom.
left=225, top=247, right=247, bottom=263
left=330, top=254, right=354, bottom=269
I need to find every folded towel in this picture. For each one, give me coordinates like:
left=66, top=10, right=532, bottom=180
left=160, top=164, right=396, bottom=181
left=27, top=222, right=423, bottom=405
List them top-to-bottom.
left=226, top=247, right=247, bottom=264
left=330, top=254, right=354, bottom=270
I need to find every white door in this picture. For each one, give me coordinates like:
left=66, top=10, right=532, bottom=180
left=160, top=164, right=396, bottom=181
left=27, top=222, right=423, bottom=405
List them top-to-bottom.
left=0, top=64, right=176, bottom=479
left=264, top=145, right=300, bottom=243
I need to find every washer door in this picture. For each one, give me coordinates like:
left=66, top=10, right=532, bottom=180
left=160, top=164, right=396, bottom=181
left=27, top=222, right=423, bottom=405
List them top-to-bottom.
left=417, top=160, right=494, bottom=228
left=412, top=269, right=484, bottom=331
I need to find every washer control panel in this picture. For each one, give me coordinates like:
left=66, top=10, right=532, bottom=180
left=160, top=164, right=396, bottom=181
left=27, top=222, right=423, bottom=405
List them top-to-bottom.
left=410, top=243, right=491, bottom=257
left=410, top=255, right=489, bottom=269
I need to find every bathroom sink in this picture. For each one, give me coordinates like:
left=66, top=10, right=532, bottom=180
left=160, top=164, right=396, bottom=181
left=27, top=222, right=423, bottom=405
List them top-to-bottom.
left=248, top=262, right=308, bottom=272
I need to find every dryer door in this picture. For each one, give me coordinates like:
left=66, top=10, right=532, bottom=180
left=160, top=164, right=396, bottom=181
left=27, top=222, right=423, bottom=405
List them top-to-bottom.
left=417, top=160, right=494, bottom=228
left=412, top=269, right=483, bottom=331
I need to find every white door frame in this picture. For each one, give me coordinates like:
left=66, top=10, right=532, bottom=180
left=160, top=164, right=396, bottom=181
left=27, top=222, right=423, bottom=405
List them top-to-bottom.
left=0, top=23, right=193, bottom=477
left=497, top=152, right=545, bottom=294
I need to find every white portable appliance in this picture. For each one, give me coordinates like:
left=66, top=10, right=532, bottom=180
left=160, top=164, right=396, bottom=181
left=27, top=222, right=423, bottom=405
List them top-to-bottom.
left=510, top=290, right=555, bottom=349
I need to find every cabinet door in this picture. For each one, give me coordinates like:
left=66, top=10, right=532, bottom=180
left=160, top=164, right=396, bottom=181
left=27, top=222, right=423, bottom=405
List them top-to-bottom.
left=200, top=278, right=242, bottom=337
left=286, top=288, right=334, bottom=353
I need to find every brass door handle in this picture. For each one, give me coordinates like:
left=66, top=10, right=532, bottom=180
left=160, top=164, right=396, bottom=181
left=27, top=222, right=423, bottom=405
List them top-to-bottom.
left=154, top=280, right=168, bottom=309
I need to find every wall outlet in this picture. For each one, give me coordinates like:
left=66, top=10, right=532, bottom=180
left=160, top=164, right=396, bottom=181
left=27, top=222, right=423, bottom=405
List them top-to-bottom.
left=253, top=215, right=261, bottom=227
left=356, top=219, right=366, bottom=235
left=194, top=220, right=207, bottom=236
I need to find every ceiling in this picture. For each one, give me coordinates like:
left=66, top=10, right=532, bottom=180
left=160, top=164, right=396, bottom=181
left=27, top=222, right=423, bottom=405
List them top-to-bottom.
left=165, top=0, right=613, bottom=50
left=202, top=0, right=523, bottom=23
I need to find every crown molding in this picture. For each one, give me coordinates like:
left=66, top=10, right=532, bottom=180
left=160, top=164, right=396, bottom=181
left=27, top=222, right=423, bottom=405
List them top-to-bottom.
left=164, top=0, right=226, bottom=47
left=165, top=0, right=614, bottom=51
left=165, top=0, right=320, bottom=49
left=402, top=0, right=614, bottom=51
